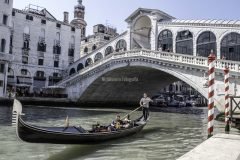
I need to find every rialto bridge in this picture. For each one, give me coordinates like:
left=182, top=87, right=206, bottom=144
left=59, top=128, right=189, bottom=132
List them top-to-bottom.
left=55, top=8, right=240, bottom=112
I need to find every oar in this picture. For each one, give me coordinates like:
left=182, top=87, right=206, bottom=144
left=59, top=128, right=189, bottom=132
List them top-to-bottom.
left=121, top=106, right=142, bottom=120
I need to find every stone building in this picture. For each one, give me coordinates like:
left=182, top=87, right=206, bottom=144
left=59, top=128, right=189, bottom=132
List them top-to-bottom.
left=0, top=0, right=82, bottom=97
left=0, top=0, right=13, bottom=97
left=80, top=24, right=119, bottom=56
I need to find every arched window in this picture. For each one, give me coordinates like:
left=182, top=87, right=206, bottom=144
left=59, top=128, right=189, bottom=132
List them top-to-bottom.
left=158, top=30, right=173, bottom=52
left=176, top=30, right=193, bottom=55
left=197, top=31, right=216, bottom=57
left=221, top=32, right=240, bottom=61
left=0, top=39, right=6, bottom=52
left=116, top=39, right=127, bottom=52
left=92, top=44, right=97, bottom=51
left=105, top=46, right=114, bottom=56
left=84, top=47, right=88, bottom=53
left=94, top=52, right=103, bottom=62
left=85, top=58, right=93, bottom=67
left=77, top=63, right=84, bottom=72
left=69, top=68, right=76, bottom=76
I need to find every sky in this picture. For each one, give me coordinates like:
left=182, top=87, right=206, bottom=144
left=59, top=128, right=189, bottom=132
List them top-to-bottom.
left=13, top=0, right=240, bottom=36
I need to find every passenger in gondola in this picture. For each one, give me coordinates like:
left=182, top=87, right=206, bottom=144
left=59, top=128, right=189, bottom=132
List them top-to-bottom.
left=123, top=114, right=131, bottom=128
left=108, top=115, right=123, bottom=132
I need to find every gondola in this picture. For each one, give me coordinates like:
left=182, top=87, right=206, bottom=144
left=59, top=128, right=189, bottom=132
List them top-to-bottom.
left=12, top=99, right=147, bottom=144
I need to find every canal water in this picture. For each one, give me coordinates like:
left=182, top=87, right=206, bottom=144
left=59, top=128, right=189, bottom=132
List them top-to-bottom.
left=0, top=105, right=239, bottom=160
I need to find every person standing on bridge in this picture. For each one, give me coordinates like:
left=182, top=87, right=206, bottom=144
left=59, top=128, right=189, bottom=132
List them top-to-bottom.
left=140, top=93, right=153, bottom=121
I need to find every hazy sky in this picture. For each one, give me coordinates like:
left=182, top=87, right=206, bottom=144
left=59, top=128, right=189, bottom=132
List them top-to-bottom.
left=13, top=0, right=240, bottom=36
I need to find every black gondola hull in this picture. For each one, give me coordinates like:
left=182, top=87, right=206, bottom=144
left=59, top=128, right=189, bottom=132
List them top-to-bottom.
left=17, top=117, right=146, bottom=144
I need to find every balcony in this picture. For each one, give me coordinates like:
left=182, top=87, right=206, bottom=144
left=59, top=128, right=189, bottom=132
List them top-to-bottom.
left=53, top=45, right=61, bottom=55
left=38, top=52, right=44, bottom=58
left=53, top=54, right=60, bottom=61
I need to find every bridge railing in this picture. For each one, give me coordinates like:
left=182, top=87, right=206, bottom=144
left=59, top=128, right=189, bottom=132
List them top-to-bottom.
left=57, top=49, right=240, bottom=86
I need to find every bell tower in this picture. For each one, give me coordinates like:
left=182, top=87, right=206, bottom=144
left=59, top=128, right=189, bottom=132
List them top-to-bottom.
left=71, top=0, right=87, bottom=38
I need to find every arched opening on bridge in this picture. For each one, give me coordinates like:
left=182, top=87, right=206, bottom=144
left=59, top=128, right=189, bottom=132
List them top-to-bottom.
left=131, top=15, right=152, bottom=50
left=158, top=29, right=173, bottom=52
left=176, top=30, right=193, bottom=55
left=197, top=31, right=216, bottom=57
left=221, top=32, right=240, bottom=61
left=116, top=39, right=127, bottom=52
left=105, top=46, right=114, bottom=56
left=84, top=47, right=88, bottom=54
left=94, top=52, right=103, bottom=62
left=85, top=58, right=93, bottom=67
left=77, top=63, right=84, bottom=72
left=79, top=66, right=182, bottom=105
left=69, top=68, right=76, bottom=76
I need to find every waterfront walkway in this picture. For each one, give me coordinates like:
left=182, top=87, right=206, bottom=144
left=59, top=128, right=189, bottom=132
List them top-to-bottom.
left=178, top=134, right=240, bottom=160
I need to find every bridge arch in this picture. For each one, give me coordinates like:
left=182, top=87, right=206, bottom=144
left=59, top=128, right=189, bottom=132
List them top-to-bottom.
left=131, top=15, right=152, bottom=50
left=158, top=29, right=173, bottom=52
left=176, top=30, right=194, bottom=55
left=196, top=31, right=217, bottom=57
left=220, top=32, right=240, bottom=61
left=116, top=39, right=127, bottom=52
left=105, top=46, right=114, bottom=56
left=94, top=52, right=103, bottom=62
left=85, top=58, right=93, bottom=67
left=68, top=59, right=208, bottom=107
left=77, top=63, right=84, bottom=72
left=69, top=68, right=76, bottom=76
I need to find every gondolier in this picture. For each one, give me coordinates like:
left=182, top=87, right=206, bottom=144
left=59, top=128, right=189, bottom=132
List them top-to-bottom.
left=140, top=93, right=153, bottom=121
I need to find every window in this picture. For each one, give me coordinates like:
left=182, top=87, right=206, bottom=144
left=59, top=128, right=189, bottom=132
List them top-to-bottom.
left=5, top=0, right=9, bottom=4
left=12, top=11, right=15, bottom=16
left=3, top=15, right=8, bottom=25
left=26, top=15, right=33, bottom=21
left=41, top=19, right=46, bottom=24
left=56, top=23, right=61, bottom=28
left=71, top=27, right=75, bottom=32
left=158, top=30, right=173, bottom=52
left=176, top=30, right=193, bottom=55
left=197, top=31, right=216, bottom=57
left=221, top=32, right=240, bottom=61
left=104, top=36, right=110, bottom=40
left=0, top=39, right=6, bottom=52
left=116, top=39, right=127, bottom=52
left=23, top=40, right=30, bottom=50
left=37, top=43, right=46, bottom=52
left=92, top=44, right=97, bottom=51
left=53, top=45, right=61, bottom=54
left=105, top=46, right=114, bottom=56
left=84, top=47, right=88, bottom=53
left=68, top=48, right=74, bottom=57
left=94, top=52, right=103, bottom=62
left=22, top=56, right=28, bottom=64
left=38, top=59, right=44, bottom=66
left=54, top=61, right=59, bottom=68
left=0, top=64, right=4, bottom=73
left=21, top=69, right=27, bottom=75
left=36, top=71, right=44, bottom=78
left=53, top=73, right=59, bottom=77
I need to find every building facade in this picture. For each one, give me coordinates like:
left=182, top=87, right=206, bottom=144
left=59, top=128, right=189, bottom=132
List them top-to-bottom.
left=0, top=0, right=82, bottom=97
left=0, top=0, right=13, bottom=97
left=80, top=24, right=119, bottom=56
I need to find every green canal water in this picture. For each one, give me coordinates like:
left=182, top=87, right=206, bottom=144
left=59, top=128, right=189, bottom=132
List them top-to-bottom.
left=0, top=105, right=239, bottom=160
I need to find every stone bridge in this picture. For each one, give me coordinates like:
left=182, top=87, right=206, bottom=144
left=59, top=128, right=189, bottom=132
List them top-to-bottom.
left=54, top=8, right=240, bottom=112
left=56, top=49, right=240, bottom=112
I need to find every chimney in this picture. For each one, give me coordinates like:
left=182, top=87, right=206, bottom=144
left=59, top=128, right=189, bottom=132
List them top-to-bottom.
left=63, top=12, right=69, bottom=23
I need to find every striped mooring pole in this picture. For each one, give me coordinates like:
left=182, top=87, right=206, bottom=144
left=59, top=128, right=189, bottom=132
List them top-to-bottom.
left=208, top=51, right=216, bottom=138
left=224, top=67, right=230, bottom=133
